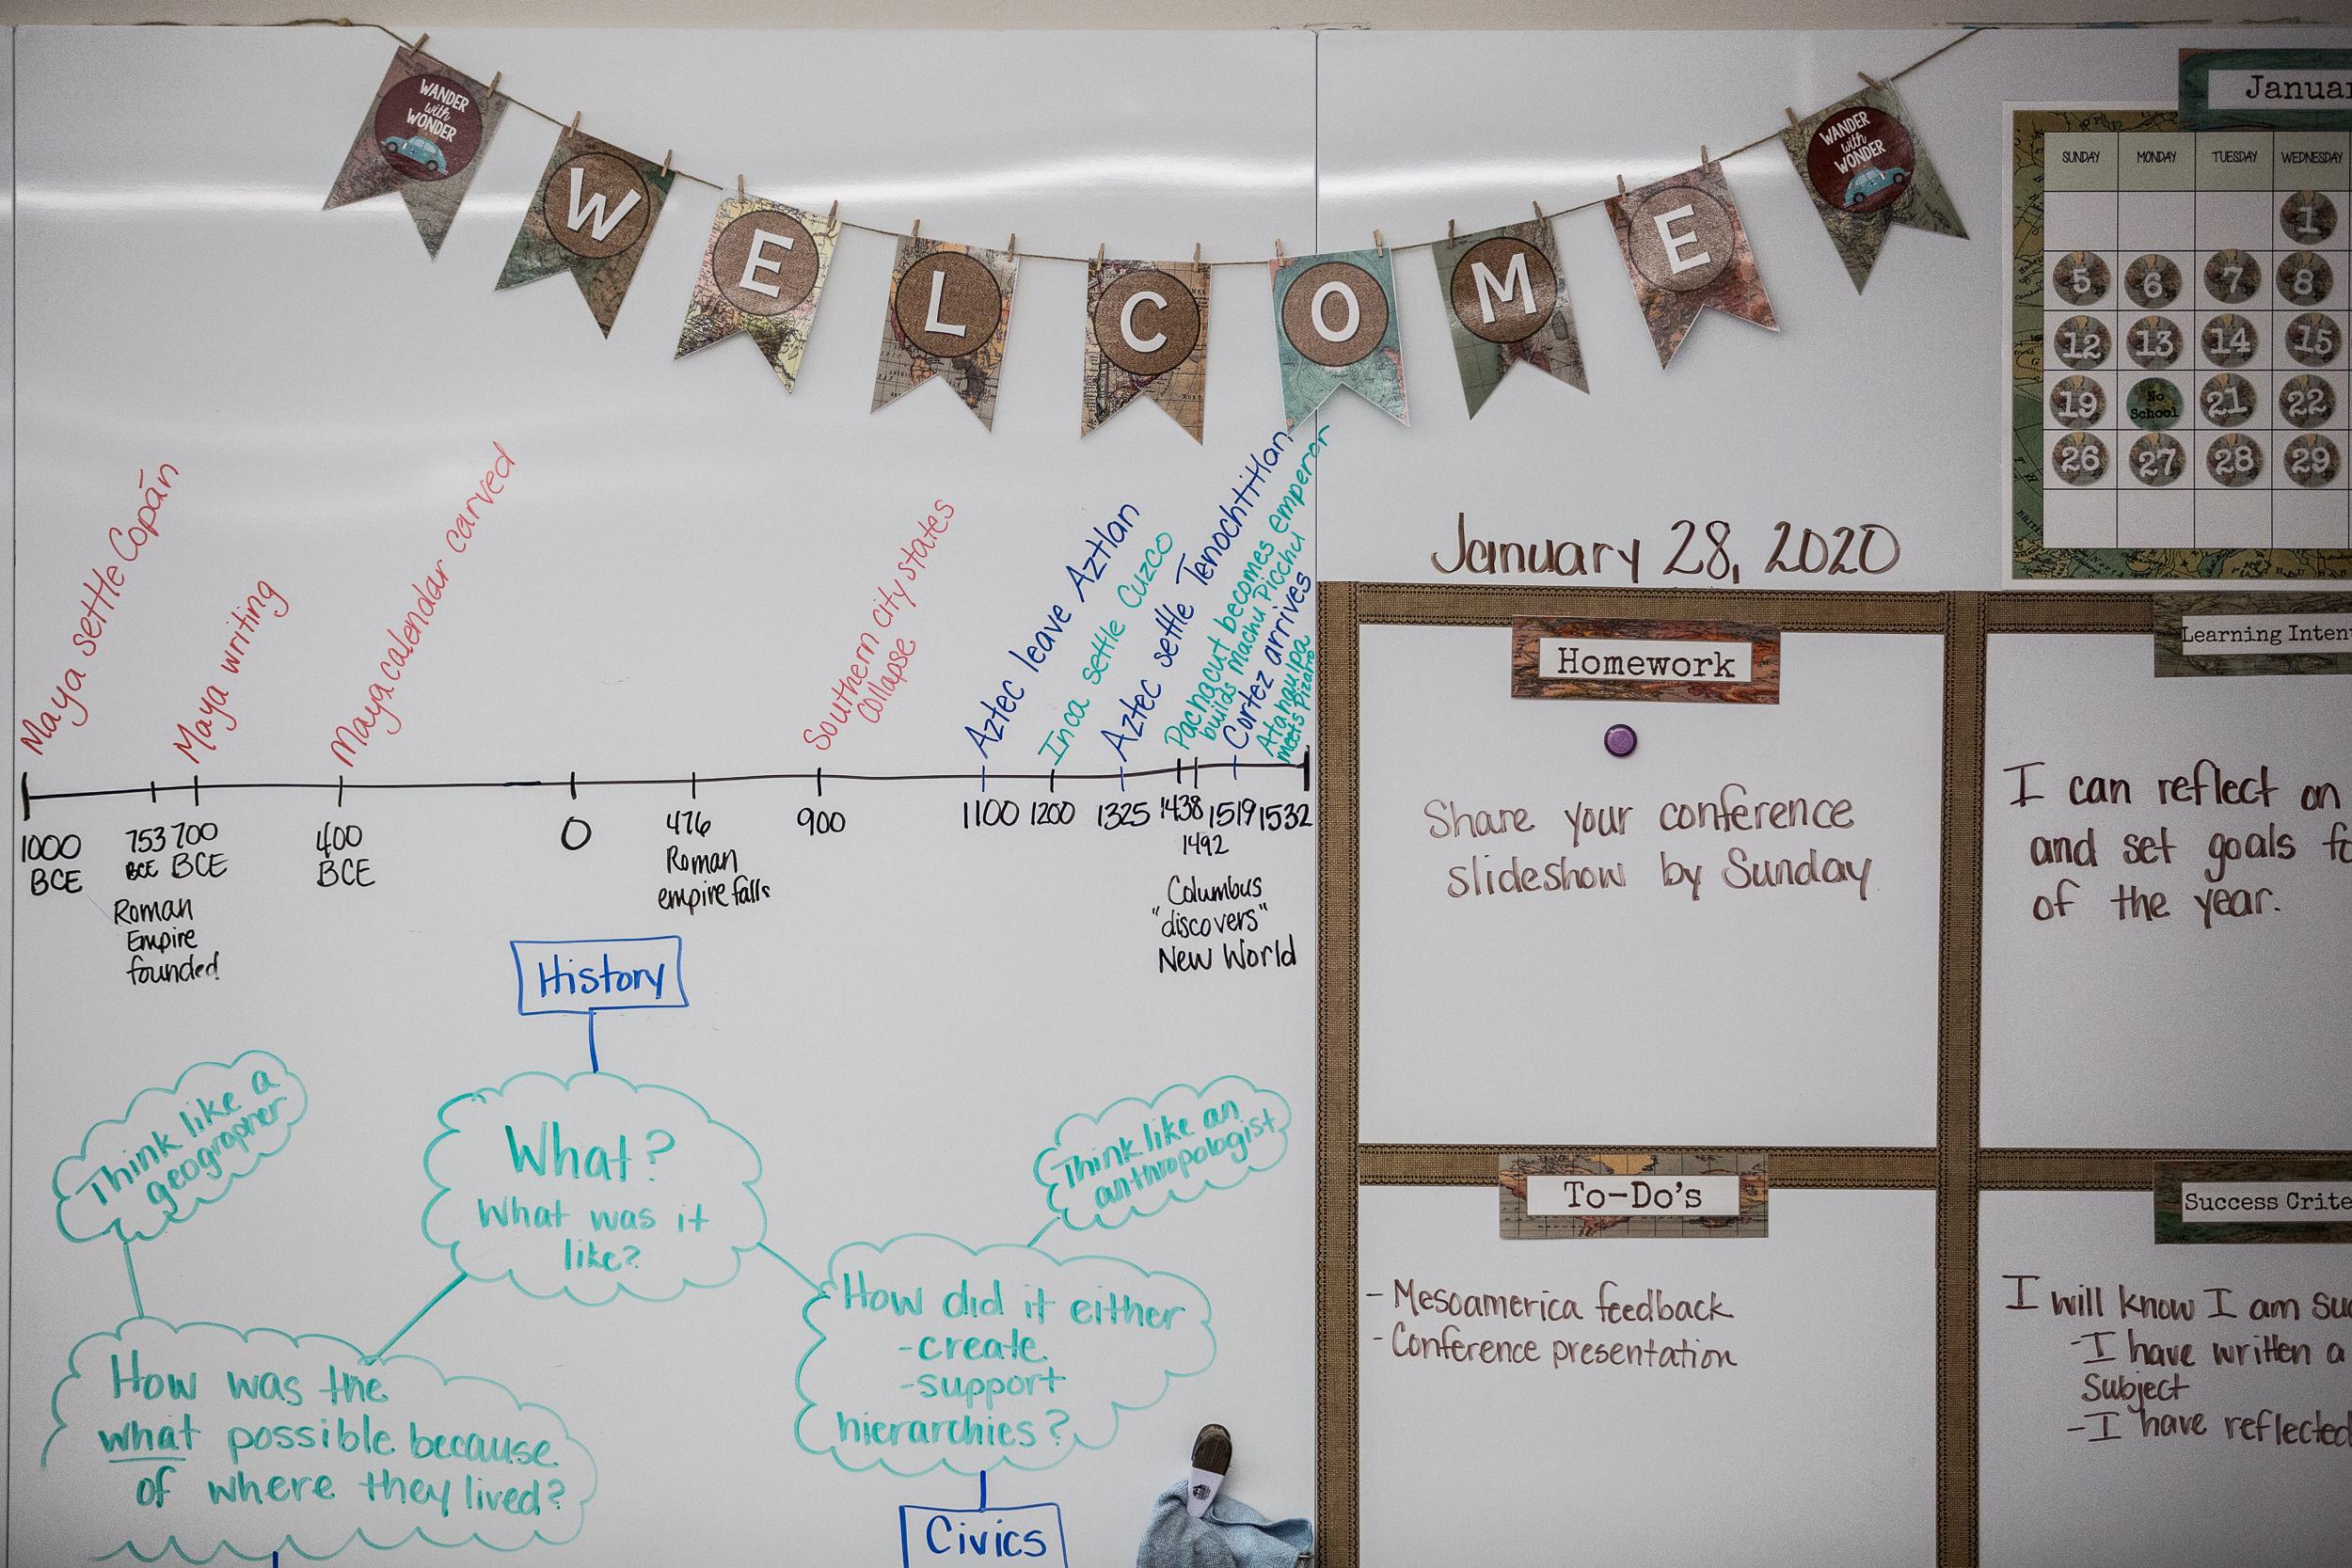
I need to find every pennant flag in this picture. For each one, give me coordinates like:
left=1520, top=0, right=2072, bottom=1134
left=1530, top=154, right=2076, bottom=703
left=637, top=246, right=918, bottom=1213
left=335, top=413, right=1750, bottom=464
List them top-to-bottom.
left=324, top=47, right=508, bottom=257
left=1780, top=82, right=1965, bottom=291
left=496, top=126, right=675, bottom=337
left=1605, top=162, right=1777, bottom=368
left=675, top=195, right=838, bottom=391
left=1431, top=215, right=1587, bottom=416
left=872, top=236, right=1020, bottom=428
left=1271, top=247, right=1407, bottom=427
left=1084, top=258, right=1210, bottom=441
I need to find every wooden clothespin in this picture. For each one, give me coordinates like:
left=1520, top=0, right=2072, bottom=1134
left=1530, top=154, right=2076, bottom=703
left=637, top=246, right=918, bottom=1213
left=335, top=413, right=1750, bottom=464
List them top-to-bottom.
left=414, top=32, right=428, bottom=52
left=488, top=71, right=501, bottom=97
left=1859, top=71, right=1887, bottom=91
left=1786, top=106, right=1800, bottom=127
left=568, top=111, right=581, bottom=135
left=1700, top=145, right=1710, bottom=170
left=660, top=150, right=673, bottom=177
left=736, top=174, right=746, bottom=199
left=1614, top=174, right=1628, bottom=197
left=1532, top=199, right=1546, bottom=224
left=1447, top=217, right=1456, bottom=241
left=912, top=218, right=922, bottom=242
left=1375, top=229, right=1388, bottom=256
left=1007, top=231, right=1017, bottom=255
left=1274, top=238, right=1286, bottom=262
left=1097, top=242, right=1106, bottom=264
left=1193, top=242, right=1202, bottom=265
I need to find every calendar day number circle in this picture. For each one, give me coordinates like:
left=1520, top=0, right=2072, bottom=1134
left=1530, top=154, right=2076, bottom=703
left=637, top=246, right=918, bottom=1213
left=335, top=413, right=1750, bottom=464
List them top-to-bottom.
left=373, top=72, right=486, bottom=182
left=545, top=153, right=652, bottom=260
left=2281, top=190, right=2338, bottom=245
left=712, top=210, right=820, bottom=316
left=2203, top=249, right=2262, bottom=305
left=894, top=250, right=1004, bottom=359
left=2050, top=250, right=2109, bottom=307
left=2277, top=251, right=2333, bottom=307
left=2123, top=255, right=2181, bottom=309
left=2285, top=312, right=2342, bottom=368
left=2201, top=313, right=2257, bottom=369
left=2053, top=315, right=2111, bottom=370
left=2127, top=316, right=2183, bottom=369
left=2201, top=372, right=2257, bottom=427
left=2280, top=373, right=2336, bottom=431
left=2050, top=374, right=2106, bottom=429
left=2126, top=378, right=2182, bottom=430
left=2051, top=432, right=2107, bottom=485
left=2128, top=432, right=2185, bottom=486
left=2205, top=433, right=2263, bottom=486
left=2284, top=434, right=2341, bottom=489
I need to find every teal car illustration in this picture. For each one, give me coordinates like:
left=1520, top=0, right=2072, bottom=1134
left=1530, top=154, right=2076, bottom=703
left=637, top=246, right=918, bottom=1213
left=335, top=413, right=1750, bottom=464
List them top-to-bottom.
left=380, top=134, right=448, bottom=174
left=1841, top=165, right=1907, bottom=209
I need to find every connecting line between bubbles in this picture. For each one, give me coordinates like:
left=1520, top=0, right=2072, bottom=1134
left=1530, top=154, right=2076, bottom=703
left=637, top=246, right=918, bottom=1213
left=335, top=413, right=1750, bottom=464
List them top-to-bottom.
left=587, top=1012, right=600, bottom=1074
left=1025, top=1218, right=1060, bottom=1249
left=122, top=1238, right=143, bottom=1318
left=757, top=1242, right=825, bottom=1297
left=364, top=1273, right=467, bottom=1365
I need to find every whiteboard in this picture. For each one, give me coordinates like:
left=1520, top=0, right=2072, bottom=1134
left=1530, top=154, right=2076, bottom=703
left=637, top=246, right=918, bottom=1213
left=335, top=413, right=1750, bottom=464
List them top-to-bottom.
left=1313, top=24, right=2349, bottom=594
left=10, top=25, right=1318, bottom=1566
left=1357, top=624, right=1943, bottom=1147
left=1981, top=634, right=2352, bottom=1149
left=1359, top=1184, right=1935, bottom=1566
left=1982, top=1192, right=2352, bottom=1568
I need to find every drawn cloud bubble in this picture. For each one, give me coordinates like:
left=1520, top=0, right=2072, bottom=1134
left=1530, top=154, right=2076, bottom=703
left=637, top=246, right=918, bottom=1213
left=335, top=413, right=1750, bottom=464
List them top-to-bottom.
left=54, top=1052, right=309, bottom=1244
left=422, top=1071, right=766, bottom=1306
left=1033, top=1076, right=1291, bottom=1230
left=795, top=1233, right=1215, bottom=1476
left=39, top=1316, right=596, bottom=1561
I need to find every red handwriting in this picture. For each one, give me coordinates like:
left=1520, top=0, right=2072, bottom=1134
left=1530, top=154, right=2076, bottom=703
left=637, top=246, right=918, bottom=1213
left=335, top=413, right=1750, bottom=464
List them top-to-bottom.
left=328, top=442, right=514, bottom=768
left=21, top=464, right=178, bottom=759
left=800, top=500, right=953, bottom=752
left=171, top=581, right=291, bottom=766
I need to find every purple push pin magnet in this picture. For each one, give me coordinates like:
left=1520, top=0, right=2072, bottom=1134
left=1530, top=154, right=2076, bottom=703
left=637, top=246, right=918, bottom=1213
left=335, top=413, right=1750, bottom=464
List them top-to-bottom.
left=1603, top=723, right=1638, bottom=758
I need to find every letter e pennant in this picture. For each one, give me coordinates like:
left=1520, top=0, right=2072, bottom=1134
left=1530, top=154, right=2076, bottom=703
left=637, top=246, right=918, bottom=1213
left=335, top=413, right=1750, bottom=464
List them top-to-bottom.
left=324, top=46, right=508, bottom=258
left=1780, top=82, right=1964, bottom=292
left=497, top=125, right=675, bottom=337
left=1605, top=162, right=1777, bottom=369
left=675, top=194, right=839, bottom=391
left=1432, top=215, right=1587, bottom=416
left=873, top=236, right=1021, bottom=429
left=1271, top=247, right=1407, bottom=428
left=1084, top=258, right=1211, bottom=441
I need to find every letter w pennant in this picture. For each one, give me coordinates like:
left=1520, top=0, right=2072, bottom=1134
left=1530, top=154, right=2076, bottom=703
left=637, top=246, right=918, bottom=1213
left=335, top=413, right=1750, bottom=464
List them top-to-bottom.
left=497, top=123, right=675, bottom=336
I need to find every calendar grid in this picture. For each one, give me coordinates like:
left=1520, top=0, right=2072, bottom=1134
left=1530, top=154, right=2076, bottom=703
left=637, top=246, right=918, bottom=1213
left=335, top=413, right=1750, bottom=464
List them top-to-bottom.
left=2016, top=108, right=2351, bottom=580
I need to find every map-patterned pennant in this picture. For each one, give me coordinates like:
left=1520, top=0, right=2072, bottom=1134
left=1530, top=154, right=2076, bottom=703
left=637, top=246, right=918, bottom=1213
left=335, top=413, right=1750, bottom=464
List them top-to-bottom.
left=324, top=46, right=508, bottom=258
left=1780, top=81, right=1965, bottom=292
left=496, top=125, right=675, bottom=337
left=1605, top=162, right=1778, bottom=369
left=675, top=195, right=839, bottom=391
left=1431, top=214, right=1587, bottom=416
left=872, top=236, right=1020, bottom=429
left=1271, top=247, right=1407, bottom=428
left=1083, top=258, right=1210, bottom=441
